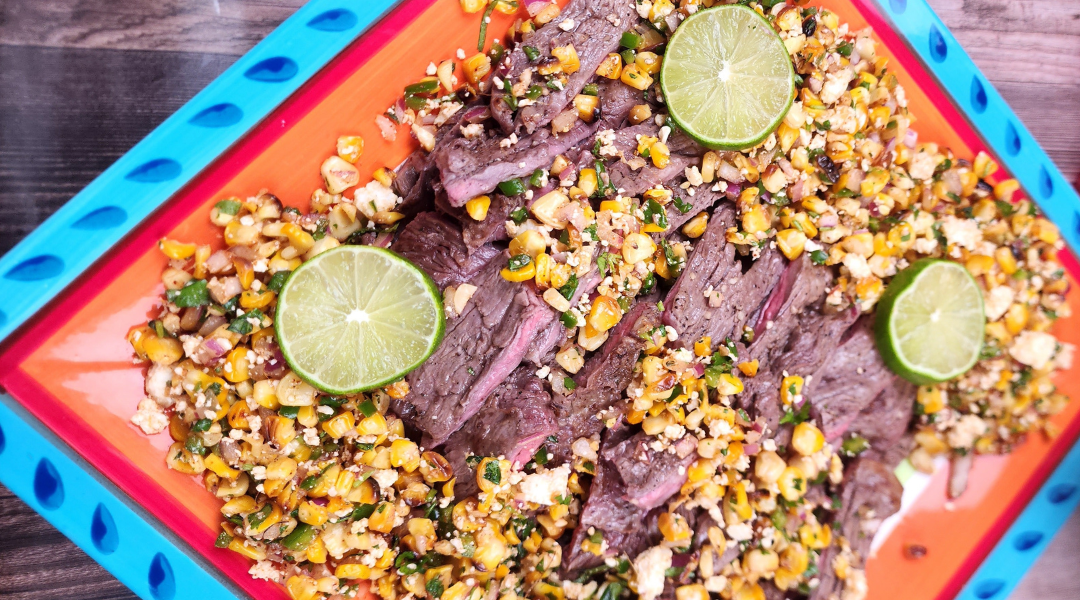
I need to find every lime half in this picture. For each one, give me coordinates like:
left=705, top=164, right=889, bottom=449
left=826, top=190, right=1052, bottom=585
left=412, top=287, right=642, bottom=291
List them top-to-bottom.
left=660, top=5, right=795, bottom=150
left=274, top=245, right=444, bottom=394
left=874, top=259, right=985, bottom=385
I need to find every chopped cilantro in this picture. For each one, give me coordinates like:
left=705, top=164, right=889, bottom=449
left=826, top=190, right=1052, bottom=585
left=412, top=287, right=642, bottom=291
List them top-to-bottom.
left=166, top=279, right=210, bottom=308
left=780, top=402, right=812, bottom=425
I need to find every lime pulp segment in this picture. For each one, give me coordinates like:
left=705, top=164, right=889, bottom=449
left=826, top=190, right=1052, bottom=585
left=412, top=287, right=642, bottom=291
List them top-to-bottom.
left=660, top=5, right=795, bottom=150
left=274, top=246, right=445, bottom=394
left=876, top=259, right=985, bottom=384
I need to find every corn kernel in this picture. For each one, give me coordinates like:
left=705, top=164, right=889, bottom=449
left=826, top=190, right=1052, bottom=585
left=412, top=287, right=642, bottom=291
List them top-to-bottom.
left=551, top=45, right=580, bottom=74
left=463, top=53, right=492, bottom=85
left=596, top=53, right=622, bottom=79
left=620, top=64, right=653, bottom=90
left=573, top=94, right=599, bottom=122
left=629, top=104, right=652, bottom=125
left=336, top=135, right=364, bottom=163
left=650, top=141, right=670, bottom=169
left=994, top=178, right=1020, bottom=202
left=465, top=195, right=491, bottom=221
left=741, top=204, right=770, bottom=234
left=776, top=228, right=807, bottom=260
left=622, top=233, right=657, bottom=264
left=158, top=238, right=196, bottom=260
left=995, top=246, right=1018, bottom=275
left=501, top=259, right=536, bottom=282
left=587, top=296, right=623, bottom=333
left=1005, top=303, right=1029, bottom=335
left=143, top=335, right=184, bottom=365
left=780, top=376, right=803, bottom=405
left=917, top=385, right=945, bottom=414
left=321, top=411, right=355, bottom=439
left=792, top=422, right=825, bottom=455
left=390, top=438, right=422, bottom=472
left=778, top=466, right=807, bottom=501
left=658, top=512, right=692, bottom=542
left=799, top=522, right=832, bottom=549
left=231, top=538, right=267, bottom=561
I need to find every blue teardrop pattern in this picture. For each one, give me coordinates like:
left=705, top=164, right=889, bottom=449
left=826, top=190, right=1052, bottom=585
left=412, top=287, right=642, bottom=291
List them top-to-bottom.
left=71, top=206, right=127, bottom=230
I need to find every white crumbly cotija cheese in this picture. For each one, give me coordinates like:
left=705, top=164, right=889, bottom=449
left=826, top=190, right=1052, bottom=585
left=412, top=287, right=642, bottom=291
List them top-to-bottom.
left=354, top=180, right=402, bottom=219
left=940, top=215, right=983, bottom=251
left=842, top=253, right=872, bottom=280
left=984, top=286, right=1015, bottom=321
left=1009, top=330, right=1058, bottom=369
left=131, top=399, right=169, bottom=435
left=947, top=414, right=989, bottom=449
left=517, top=465, right=570, bottom=505
left=372, top=469, right=399, bottom=490
left=632, top=546, right=672, bottom=600
left=248, top=560, right=281, bottom=582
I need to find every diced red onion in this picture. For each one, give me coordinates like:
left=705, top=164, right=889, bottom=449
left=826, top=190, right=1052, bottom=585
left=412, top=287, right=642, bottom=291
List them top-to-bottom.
left=523, top=0, right=551, bottom=16
left=462, top=105, right=490, bottom=123
left=376, top=114, right=397, bottom=142
left=904, top=128, right=919, bottom=148
left=717, top=161, right=744, bottom=184
left=817, top=214, right=839, bottom=228
left=373, top=232, right=394, bottom=248
left=205, top=250, right=233, bottom=275
left=691, top=363, right=705, bottom=377
left=743, top=443, right=761, bottom=456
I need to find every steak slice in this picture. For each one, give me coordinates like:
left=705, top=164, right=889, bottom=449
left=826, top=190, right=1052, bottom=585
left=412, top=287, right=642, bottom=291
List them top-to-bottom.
left=490, top=0, right=638, bottom=134
left=605, top=124, right=703, bottom=197
left=664, top=210, right=787, bottom=350
left=394, top=212, right=500, bottom=288
left=396, top=252, right=556, bottom=445
left=550, top=301, right=662, bottom=460
left=805, top=318, right=894, bottom=441
left=441, top=367, right=558, bottom=497
left=847, top=379, right=916, bottom=467
left=606, top=431, right=697, bottom=510
left=811, top=459, right=902, bottom=600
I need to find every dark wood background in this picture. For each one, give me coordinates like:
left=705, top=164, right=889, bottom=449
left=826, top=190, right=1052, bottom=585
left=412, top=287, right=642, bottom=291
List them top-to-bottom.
left=0, top=0, right=1078, bottom=598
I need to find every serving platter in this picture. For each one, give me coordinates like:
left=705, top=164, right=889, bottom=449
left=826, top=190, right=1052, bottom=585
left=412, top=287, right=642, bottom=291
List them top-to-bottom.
left=0, top=0, right=1078, bottom=599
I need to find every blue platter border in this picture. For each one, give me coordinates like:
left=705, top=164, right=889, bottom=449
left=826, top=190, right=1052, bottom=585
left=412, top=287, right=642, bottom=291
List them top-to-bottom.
left=0, top=0, right=1078, bottom=598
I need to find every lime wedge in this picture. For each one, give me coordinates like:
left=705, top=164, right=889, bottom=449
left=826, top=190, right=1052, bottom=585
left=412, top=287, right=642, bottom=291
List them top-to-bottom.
left=660, top=5, right=795, bottom=150
left=274, top=246, right=444, bottom=394
left=874, top=259, right=985, bottom=385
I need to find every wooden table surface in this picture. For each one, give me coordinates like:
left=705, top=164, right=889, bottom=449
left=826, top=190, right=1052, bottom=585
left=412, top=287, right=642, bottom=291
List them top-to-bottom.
left=0, top=0, right=1078, bottom=598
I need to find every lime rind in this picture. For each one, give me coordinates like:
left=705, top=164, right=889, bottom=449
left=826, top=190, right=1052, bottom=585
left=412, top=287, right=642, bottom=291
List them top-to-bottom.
left=660, top=5, right=795, bottom=150
left=275, top=246, right=445, bottom=394
left=875, top=259, right=985, bottom=385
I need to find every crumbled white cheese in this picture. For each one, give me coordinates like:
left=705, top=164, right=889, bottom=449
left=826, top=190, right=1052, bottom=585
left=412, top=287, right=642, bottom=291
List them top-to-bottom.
left=559, top=18, right=575, bottom=31
left=425, top=62, right=437, bottom=76
left=820, top=67, right=854, bottom=104
left=461, top=123, right=484, bottom=139
left=907, top=148, right=937, bottom=180
left=354, top=180, right=402, bottom=219
left=941, top=215, right=983, bottom=251
left=913, top=237, right=939, bottom=255
left=842, top=253, right=872, bottom=280
left=984, top=286, right=1015, bottom=321
left=1010, top=330, right=1059, bottom=369
left=131, top=399, right=168, bottom=435
left=947, top=414, right=989, bottom=449
left=303, top=427, right=321, bottom=446
left=251, top=465, right=267, bottom=481
left=517, top=465, right=570, bottom=505
left=372, top=469, right=399, bottom=490
left=726, top=522, right=754, bottom=541
left=632, top=546, right=671, bottom=600
left=248, top=560, right=281, bottom=582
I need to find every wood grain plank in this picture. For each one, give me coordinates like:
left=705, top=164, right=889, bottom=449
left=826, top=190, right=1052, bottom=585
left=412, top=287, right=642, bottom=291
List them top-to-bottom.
left=0, top=0, right=303, bottom=56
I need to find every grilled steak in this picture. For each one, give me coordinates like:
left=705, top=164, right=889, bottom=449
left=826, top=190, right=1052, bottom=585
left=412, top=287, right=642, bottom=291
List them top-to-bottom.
left=490, top=0, right=638, bottom=134
left=605, top=124, right=703, bottom=197
left=394, top=212, right=502, bottom=287
left=396, top=252, right=556, bottom=445
left=441, top=367, right=558, bottom=497
left=847, top=378, right=916, bottom=467
left=606, top=431, right=697, bottom=510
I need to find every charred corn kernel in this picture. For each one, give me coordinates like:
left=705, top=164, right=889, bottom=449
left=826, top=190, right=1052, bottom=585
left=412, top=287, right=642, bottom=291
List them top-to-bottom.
left=459, top=0, right=487, bottom=12
left=551, top=45, right=580, bottom=74
left=635, top=51, right=661, bottom=74
left=463, top=53, right=492, bottom=85
left=596, top=53, right=622, bottom=78
left=620, top=64, right=653, bottom=90
left=573, top=94, right=599, bottom=122
left=628, top=104, right=652, bottom=126
left=777, top=122, right=800, bottom=153
left=336, top=135, right=364, bottom=163
left=650, top=141, right=670, bottom=169
left=973, top=151, right=999, bottom=178
left=321, top=155, right=360, bottom=195
left=371, top=167, right=394, bottom=188
left=577, top=168, right=598, bottom=197
left=861, top=168, right=889, bottom=196
left=994, top=178, right=1020, bottom=202
left=531, top=189, right=570, bottom=229
left=465, top=195, right=490, bottom=221
left=741, top=204, right=770, bottom=234
left=680, top=211, right=708, bottom=239
left=1034, top=218, right=1060, bottom=244
left=280, top=223, right=315, bottom=253
left=776, top=228, right=807, bottom=260
left=841, top=232, right=874, bottom=257
left=622, top=233, right=657, bottom=264
left=158, top=238, right=196, bottom=260
left=192, top=244, right=211, bottom=278
left=995, top=246, right=1018, bottom=275
left=534, top=252, right=553, bottom=288
left=501, top=260, right=536, bottom=282
left=856, top=276, right=883, bottom=301
left=240, top=289, right=275, bottom=310
left=587, top=296, right=623, bottom=333
left=1005, top=303, right=1029, bottom=335
left=127, top=326, right=154, bottom=359
left=144, top=335, right=184, bottom=365
left=694, top=337, right=712, bottom=357
left=223, top=347, right=250, bottom=383
left=738, top=360, right=760, bottom=377
left=716, top=373, right=743, bottom=396
left=780, top=375, right=804, bottom=405
left=252, top=379, right=279, bottom=409
left=386, top=380, right=410, bottom=399
left=917, top=385, right=945, bottom=414
left=226, top=400, right=251, bottom=430
left=294, top=405, right=317, bottom=428
left=321, top=411, right=355, bottom=439
left=357, top=412, right=388, bottom=436
left=642, top=412, right=674, bottom=436
left=792, top=422, right=825, bottom=455
left=390, top=438, right=422, bottom=472
left=754, top=450, right=787, bottom=484
left=204, top=454, right=240, bottom=479
left=264, top=456, right=296, bottom=481
left=476, top=457, right=508, bottom=493
left=687, top=459, right=716, bottom=483
left=778, top=466, right=807, bottom=501
left=726, top=481, right=753, bottom=521
left=221, top=495, right=257, bottom=517
left=298, top=501, right=329, bottom=526
left=367, top=502, right=396, bottom=534
left=250, top=504, right=282, bottom=534
left=658, top=512, right=692, bottom=542
left=799, top=522, right=832, bottom=549
left=304, top=537, right=327, bottom=564
left=231, top=538, right=267, bottom=561
left=743, top=549, right=780, bottom=576
left=335, top=563, right=372, bottom=580
left=773, top=568, right=799, bottom=592
left=734, top=583, right=765, bottom=600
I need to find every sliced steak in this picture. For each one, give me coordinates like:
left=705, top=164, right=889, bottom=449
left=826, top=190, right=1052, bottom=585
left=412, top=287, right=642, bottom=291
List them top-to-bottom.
left=491, top=0, right=638, bottom=134
left=606, top=125, right=703, bottom=197
left=659, top=183, right=727, bottom=238
left=461, top=193, right=521, bottom=249
left=664, top=210, right=787, bottom=350
left=394, top=212, right=500, bottom=287
left=396, top=253, right=556, bottom=445
left=550, top=301, right=662, bottom=460
left=805, top=318, right=894, bottom=441
left=441, top=367, right=558, bottom=497
left=847, top=379, right=916, bottom=467
left=605, top=431, right=696, bottom=510
left=811, top=459, right=902, bottom=600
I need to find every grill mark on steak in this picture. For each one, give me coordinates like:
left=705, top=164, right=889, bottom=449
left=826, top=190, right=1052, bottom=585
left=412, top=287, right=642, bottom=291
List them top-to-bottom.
left=490, top=0, right=638, bottom=134
left=394, top=212, right=501, bottom=287
left=396, top=250, right=556, bottom=445
left=441, top=367, right=558, bottom=497
left=846, top=378, right=916, bottom=468
left=606, top=431, right=697, bottom=510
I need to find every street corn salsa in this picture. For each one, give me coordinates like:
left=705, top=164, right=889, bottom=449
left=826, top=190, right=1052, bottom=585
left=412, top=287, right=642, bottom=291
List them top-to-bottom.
left=129, top=1, right=1073, bottom=600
